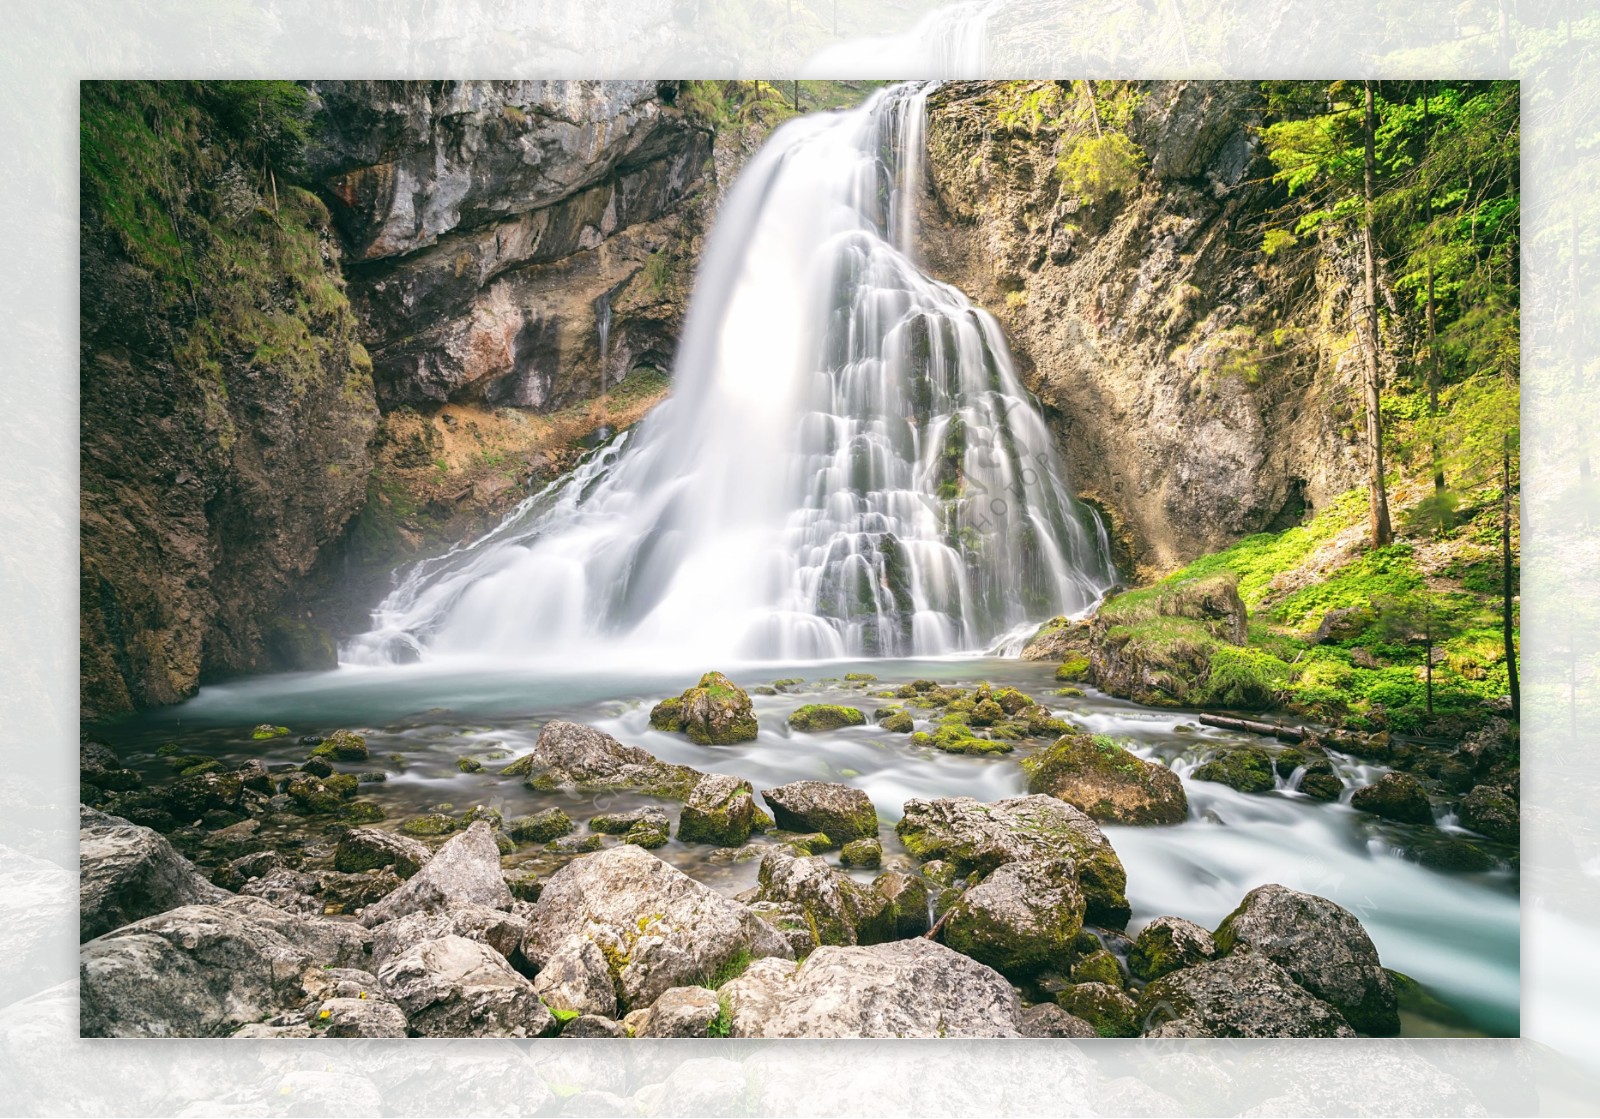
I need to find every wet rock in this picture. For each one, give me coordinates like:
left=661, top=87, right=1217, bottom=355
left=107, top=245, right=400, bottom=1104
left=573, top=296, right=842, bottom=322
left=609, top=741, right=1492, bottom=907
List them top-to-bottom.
left=649, top=672, right=759, bottom=744
left=787, top=704, right=866, bottom=732
left=878, top=709, right=914, bottom=733
left=522, top=720, right=702, bottom=799
left=309, top=729, right=368, bottom=762
left=1024, top=732, right=1187, bottom=825
left=79, top=740, right=142, bottom=792
left=1191, top=746, right=1276, bottom=794
left=300, top=756, right=335, bottom=778
left=1300, top=771, right=1344, bottom=801
left=1350, top=772, right=1433, bottom=825
left=678, top=773, right=761, bottom=846
left=286, top=775, right=345, bottom=816
left=760, top=780, right=878, bottom=843
left=1458, top=784, right=1518, bottom=844
left=896, top=794, right=1130, bottom=928
left=590, top=806, right=669, bottom=834
left=507, top=808, right=575, bottom=844
left=396, top=811, right=463, bottom=838
left=80, top=815, right=225, bottom=941
left=360, top=821, right=513, bottom=927
left=334, top=827, right=431, bottom=877
left=775, top=831, right=834, bottom=855
left=1415, top=836, right=1495, bottom=873
left=839, top=837, right=882, bottom=869
left=523, top=845, right=791, bottom=1011
left=753, top=848, right=893, bottom=949
left=212, top=850, right=282, bottom=892
left=942, top=858, right=1085, bottom=980
left=239, top=867, right=322, bottom=914
left=871, top=871, right=933, bottom=938
left=1213, top=883, right=1399, bottom=1035
left=370, top=905, right=529, bottom=966
left=1128, top=915, right=1216, bottom=981
left=377, top=934, right=554, bottom=1038
left=532, top=934, right=618, bottom=1019
left=719, top=939, right=1022, bottom=1037
left=1071, top=948, right=1124, bottom=987
left=1137, top=953, right=1356, bottom=1037
left=1056, top=982, right=1139, bottom=1037
left=631, top=985, right=722, bottom=1038
left=314, top=996, right=408, bottom=1037
left=1020, top=1002, right=1099, bottom=1038
left=561, top=1015, right=624, bottom=1038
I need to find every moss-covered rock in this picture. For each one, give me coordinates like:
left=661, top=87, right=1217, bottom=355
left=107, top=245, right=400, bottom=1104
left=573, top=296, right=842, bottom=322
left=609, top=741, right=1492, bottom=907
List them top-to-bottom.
left=1055, top=655, right=1092, bottom=681
left=649, top=671, right=759, bottom=745
left=788, top=704, right=867, bottom=732
left=878, top=708, right=915, bottom=733
left=911, top=723, right=1015, bottom=755
left=252, top=725, right=290, bottom=740
left=310, top=729, right=369, bottom=762
left=1023, top=732, right=1187, bottom=825
left=1191, top=746, right=1276, bottom=794
left=300, top=757, right=335, bottom=778
left=457, top=757, right=484, bottom=773
left=1299, top=771, right=1344, bottom=801
left=1350, top=772, right=1433, bottom=825
left=322, top=773, right=359, bottom=799
left=678, top=773, right=760, bottom=846
left=286, top=775, right=344, bottom=815
left=761, top=781, right=878, bottom=843
left=1457, top=784, right=1518, bottom=844
left=339, top=800, right=386, bottom=824
left=507, top=808, right=574, bottom=843
left=399, top=812, right=463, bottom=838
left=624, top=817, right=671, bottom=849
left=777, top=832, right=835, bottom=856
left=839, top=837, right=882, bottom=869
left=754, top=848, right=894, bottom=949
left=942, top=858, right=1085, bottom=980
left=871, top=871, right=933, bottom=937
left=1128, top=915, right=1216, bottom=981
left=1070, top=948, right=1123, bottom=987
left=1057, top=981, right=1139, bottom=1037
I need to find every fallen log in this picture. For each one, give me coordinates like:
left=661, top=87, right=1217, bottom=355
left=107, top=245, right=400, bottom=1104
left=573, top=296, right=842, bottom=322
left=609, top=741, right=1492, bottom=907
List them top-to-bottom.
left=1198, top=713, right=1306, bottom=742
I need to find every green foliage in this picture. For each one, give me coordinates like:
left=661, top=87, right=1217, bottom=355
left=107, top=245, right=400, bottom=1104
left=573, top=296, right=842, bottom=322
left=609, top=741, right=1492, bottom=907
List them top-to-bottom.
left=679, top=80, right=794, bottom=131
left=1058, top=132, right=1145, bottom=205
left=1196, top=646, right=1291, bottom=710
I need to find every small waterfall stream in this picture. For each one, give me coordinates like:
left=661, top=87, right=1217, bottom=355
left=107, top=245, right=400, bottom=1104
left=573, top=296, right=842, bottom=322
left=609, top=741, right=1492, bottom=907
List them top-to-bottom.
left=348, top=84, right=1112, bottom=667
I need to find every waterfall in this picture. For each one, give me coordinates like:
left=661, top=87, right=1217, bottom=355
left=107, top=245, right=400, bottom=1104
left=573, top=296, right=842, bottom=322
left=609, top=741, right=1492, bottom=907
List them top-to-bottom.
left=800, top=2, right=1001, bottom=79
left=345, top=84, right=1113, bottom=668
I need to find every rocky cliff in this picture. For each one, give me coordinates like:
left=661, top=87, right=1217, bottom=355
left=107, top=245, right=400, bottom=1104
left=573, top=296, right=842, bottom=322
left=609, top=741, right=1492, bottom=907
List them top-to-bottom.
left=920, top=80, right=1366, bottom=579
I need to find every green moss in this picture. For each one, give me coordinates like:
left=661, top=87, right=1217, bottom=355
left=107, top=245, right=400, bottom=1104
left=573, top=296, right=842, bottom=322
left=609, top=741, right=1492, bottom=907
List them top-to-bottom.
left=1194, top=646, right=1291, bottom=710
left=1055, top=655, right=1092, bottom=681
left=788, top=704, right=867, bottom=732
left=252, top=725, right=290, bottom=740
left=309, top=730, right=368, bottom=761
left=1191, top=747, right=1276, bottom=794
left=322, top=773, right=359, bottom=798
left=340, top=800, right=385, bottom=824
left=507, top=808, right=574, bottom=843
left=399, top=813, right=462, bottom=838
left=839, top=838, right=883, bottom=869
left=1071, top=948, right=1124, bottom=988
left=1058, top=982, right=1140, bottom=1037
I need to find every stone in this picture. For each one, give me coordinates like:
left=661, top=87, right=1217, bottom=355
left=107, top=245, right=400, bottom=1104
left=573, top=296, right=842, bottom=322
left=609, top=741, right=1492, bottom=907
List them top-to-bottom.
left=649, top=672, right=759, bottom=744
left=786, top=704, right=866, bottom=732
left=878, top=709, right=914, bottom=733
left=521, top=720, right=702, bottom=798
left=310, top=729, right=369, bottom=762
left=1024, top=732, right=1187, bottom=825
left=79, top=740, right=142, bottom=792
left=1191, top=746, right=1276, bottom=794
left=1300, top=771, right=1344, bottom=801
left=678, top=773, right=760, bottom=846
left=1350, top=773, right=1434, bottom=825
left=286, top=775, right=345, bottom=816
left=760, top=781, right=878, bottom=844
left=1458, top=785, right=1518, bottom=844
left=895, top=794, right=1130, bottom=928
left=589, top=806, right=669, bottom=834
left=507, top=808, right=575, bottom=843
left=399, top=812, right=462, bottom=837
left=79, top=815, right=225, bottom=941
left=360, top=821, right=513, bottom=927
left=334, top=827, right=432, bottom=878
left=839, top=837, right=882, bottom=869
left=522, top=845, right=792, bottom=1011
left=753, top=848, right=893, bottom=949
left=212, top=850, right=282, bottom=892
left=941, top=858, right=1085, bottom=980
left=239, top=867, right=322, bottom=914
left=870, top=871, right=933, bottom=938
left=1213, top=883, right=1399, bottom=1035
left=370, top=905, right=530, bottom=967
left=1128, top=915, right=1216, bottom=981
left=377, top=934, right=554, bottom=1038
left=531, top=934, right=618, bottom=1019
left=719, top=939, right=1022, bottom=1037
left=1071, top=948, right=1124, bottom=987
left=1137, top=953, right=1356, bottom=1037
left=301, top=966, right=383, bottom=1003
left=1057, top=982, right=1140, bottom=1037
left=631, top=985, right=723, bottom=1038
left=314, top=996, right=408, bottom=1037
left=1020, top=1002, right=1100, bottom=1038
left=561, top=1014, right=624, bottom=1038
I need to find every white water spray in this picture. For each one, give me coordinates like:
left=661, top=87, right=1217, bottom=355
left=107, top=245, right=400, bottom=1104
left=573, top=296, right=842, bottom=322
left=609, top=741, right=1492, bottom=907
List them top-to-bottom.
left=346, top=84, right=1112, bottom=668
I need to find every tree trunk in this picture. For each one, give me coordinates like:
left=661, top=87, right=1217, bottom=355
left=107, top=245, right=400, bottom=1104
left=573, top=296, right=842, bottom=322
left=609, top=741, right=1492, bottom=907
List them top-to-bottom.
left=1080, top=80, right=1102, bottom=138
left=1362, top=80, right=1394, bottom=548
left=1423, top=82, right=1445, bottom=493
left=1503, top=438, right=1520, bottom=720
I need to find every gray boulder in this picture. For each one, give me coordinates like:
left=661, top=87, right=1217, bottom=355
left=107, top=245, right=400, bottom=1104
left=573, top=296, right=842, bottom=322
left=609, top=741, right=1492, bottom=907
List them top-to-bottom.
left=520, top=720, right=702, bottom=798
left=1350, top=772, right=1434, bottom=825
left=677, top=773, right=761, bottom=846
left=760, top=781, right=878, bottom=843
left=1458, top=785, right=1518, bottom=844
left=80, top=815, right=226, bottom=941
left=360, top=821, right=512, bottom=927
left=334, top=828, right=431, bottom=877
left=523, top=845, right=791, bottom=1011
left=753, top=847, right=893, bottom=949
left=941, top=858, right=1085, bottom=980
left=238, top=867, right=321, bottom=915
left=1213, top=883, right=1399, bottom=1035
left=211, top=896, right=371, bottom=970
left=370, top=905, right=530, bottom=966
left=1128, top=915, right=1217, bottom=981
left=377, top=934, right=554, bottom=1038
left=531, top=934, right=618, bottom=1019
left=719, top=938, right=1023, bottom=1037
left=1138, top=953, right=1356, bottom=1037
left=631, top=985, right=723, bottom=1038
left=315, top=996, right=408, bottom=1038
left=1020, top=1003, right=1098, bottom=1038
left=561, top=1015, right=624, bottom=1038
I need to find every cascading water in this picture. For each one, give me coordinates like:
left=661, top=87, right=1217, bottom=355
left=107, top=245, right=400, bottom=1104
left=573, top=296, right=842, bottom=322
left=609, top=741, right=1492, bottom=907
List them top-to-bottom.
left=346, top=84, right=1113, bottom=668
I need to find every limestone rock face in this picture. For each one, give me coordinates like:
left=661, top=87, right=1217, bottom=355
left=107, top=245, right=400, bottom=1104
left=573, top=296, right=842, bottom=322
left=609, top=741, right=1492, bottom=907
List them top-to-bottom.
left=522, top=720, right=703, bottom=799
left=1024, top=733, right=1187, bottom=825
left=79, top=815, right=226, bottom=942
left=360, top=821, right=513, bottom=927
left=522, top=845, right=792, bottom=1011
left=377, top=934, right=554, bottom=1038
left=719, top=939, right=1023, bottom=1038
left=1137, top=953, right=1356, bottom=1038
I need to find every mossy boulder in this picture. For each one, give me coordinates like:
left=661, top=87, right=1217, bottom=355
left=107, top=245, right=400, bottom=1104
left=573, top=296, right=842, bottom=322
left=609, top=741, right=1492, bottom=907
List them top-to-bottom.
left=1020, top=615, right=1092, bottom=664
left=1055, top=655, right=1092, bottom=682
left=649, top=671, right=759, bottom=745
left=788, top=704, right=867, bottom=733
left=877, top=708, right=915, bottom=733
left=522, top=720, right=704, bottom=799
left=910, top=723, right=1014, bottom=755
left=251, top=725, right=290, bottom=740
left=310, top=730, right=368, bottom=762
left=1023, top=733, right=1187, bottom=825
left=1191, top=746, right=1275, bottom=794
left=300, top=757, right=335, bottom=778
left=1299, top=772, right=1344, bottom=801
left=1349, top=772, right=1433, bottom=825
left=322, top=773, right=359, bottom=798
left=678, top=773, right=761, bottom=846
left=286, top=775, right=344, bottom=815
left=761, top=781, right=878, bottom=844
left=1458, top=784, right=1518, bottom=844
left=339, top=800, right=386, bottom=824
left=590, top=806, right=670, bottom=835
left=507, top=808, right=574, bottom=844
left=399, top=813, right=462, bottom=838
left=625, top=816, right=671, bottom=849
left=334, top=828, right=430, bottom=877
left=776, top=832, right=834, bottom=856
left=1414, top=835, right=1494, bottom=872
left=839, top=837, right=882, bottom=869
left=754, top=848, right=894, bottom=949
left=942, top=858, right=1085, bottom=980
left=871, top=871, right=933, bottom=937
left=1128, top=915, right=1216, bottom=981
left=1070, top=948, right=1123, bottom=987
left=1137, top=954, right=1356, bottom=1037
left=1057, top=982, right=1139, bottom=1037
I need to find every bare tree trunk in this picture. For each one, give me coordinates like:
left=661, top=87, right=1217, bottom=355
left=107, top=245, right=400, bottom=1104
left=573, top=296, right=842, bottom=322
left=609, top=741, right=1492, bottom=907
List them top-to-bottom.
left=1080, top=80, right=1102, bottom=137
left=1362, top=80, right=1394, bottom=548
left=1503, top=438, right=1520, bottom=720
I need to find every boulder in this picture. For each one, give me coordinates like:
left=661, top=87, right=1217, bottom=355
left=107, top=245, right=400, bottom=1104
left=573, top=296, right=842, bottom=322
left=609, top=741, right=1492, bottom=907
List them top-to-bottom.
left=649, top=672, right=759, bottom=744
left=787, top=704, right=866, bottom=732
left=521, top=720, right=702, bottom=798
left=310, top=729, right=369, bottom=761
left=1023, top=733, right=1187, bottom=825
left=79, top=740, right=142, bottom=791
left=1190, top=746, right=1276, bottom=794
left=1300, top=771, right=1345, bottom=801
left=678, top=773, right=761, bottom=846
left=1350, top=773, right=1433, bottom=825
left=760, top=781, right=878, bottom=844
left=1458, top=785, right=1518, bottom=844
left=896, top=795, right=1130, bottom=927
left=506, top=808, right=575, bottom=844
left=399, top=813, right=462, bottom=837
left=79, top=816, right=225, bottom=941
left=360, top=821, right=513, bottom=927
left=333, top=827, right=431, bottom=878
left=839, top=837, right=882, bottom=869
left=522, top=845, right=791, bottom=1011
left=754, top=848, right=893, bottom=949
left=941, top=858, right=1085, bottom=980
left=238, top=867, right=322, bottom=914
left=871, top=871, right=933, bottom=938
left=1213, top=883, right=1399, bottom=1035
left=213, top=896, right=372, bottom=970
left=370, top=905, right=530, bottom=967
left=1128, top=915, right=1216, bottom=981
left=377, top=934, right=554, bottom=1038
left=530, top=934, right=618, bottom=1019
left=719, top=938, right=1022, bottom=1037
left=1071, top=948, right=1124, bottom=987
left=1137, top=953, right=1356, bottom=1037
left=301, top=965, right=383, bottom=1003
left=1056, top=982, right=1139, bottom=1037
left=631, top=985, right=723, bottom=1038
left=314, top=996, right=408, bottom=1037
left=1020, top=1002, right=1099, bottom=1038
left=561, top=1015, right=624, bottom=1038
